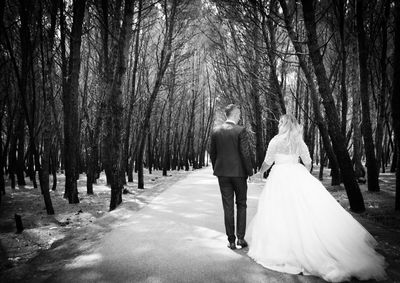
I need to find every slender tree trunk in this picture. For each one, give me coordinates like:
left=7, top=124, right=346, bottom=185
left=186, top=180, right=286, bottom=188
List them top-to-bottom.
left=16, top=0, right=54, bottom=213
left=38, top=0, right=58, bottom=213
left=62, top=0, right=86, bottom=203
left=107, top=0, right=135, bottom=211
left=124, top=0, right=143, bottom=179
left=137, top=0, right=177, bottom=189
left=260, top=0, right=286, bottom=115
left=279, top=0, right=340, bottom=186
left=301, top=0, right=365, bottom=212
left=335, top=0, right=348, bottom=137
left=356, top=0, right=380, bottom=192
left=375, top=0, right=390, bottom=174
left=392, top=0, right=400, bottom=210
left=249, top=6, right=264, bottom=169
left=163, top=56, right=176, bottom=176
left=16, top=113, right=26, bottom=186
left=0, top=116, right=4, bottom=200
left=8, top=123, right=17, bottom=189
left=147, top=130, right=153, bottom=174
left=0, top=135, right=3, bottom=203
left=391, top=140, right=397, bottom=173
left=27, top=145, right=37, bottom=188
left=51, top=147, right=58, bottom=190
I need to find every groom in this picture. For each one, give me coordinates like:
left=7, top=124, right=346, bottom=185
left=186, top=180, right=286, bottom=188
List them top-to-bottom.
left=209, top=104, right=254, bottom=250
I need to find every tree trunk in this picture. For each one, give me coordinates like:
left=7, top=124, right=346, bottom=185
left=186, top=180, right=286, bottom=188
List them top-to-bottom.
left=18, top=0, right=54, bottom=214
left=38, top=0, right=58, bottom=213
left=62, top=0, right=86, bottom=204
left=107, top=0, right=135, bottom=211
left=124, top=0, right=143, bottom=179
left=137, top=0, right=177, bottom=189
left=260, top=0, right=286, bottom=115
left=279, top=0, right=340, bottom=186
left=301, top=0, right=365, bottom=212
left=335, top=0, right=348, bottom=137
left=356, top=0, right=380, bottom=192
left=375, top=0, right=390, bottom=174
left=392, top=0, right=400, bottom=210
left=249, top=6, right=264, bottom=169
left=163, top=57, right=176, bottom=176
left=16, top=112, right=26, bottom=186
left=8, top=125, right=17, bottom=189
left=147, top=130, right=153, bottom=174
left=0, top=136, right=3, bottom=203
left=27, top=144, right=37, bottom=188
left=51, top=147, right=58, bottom=191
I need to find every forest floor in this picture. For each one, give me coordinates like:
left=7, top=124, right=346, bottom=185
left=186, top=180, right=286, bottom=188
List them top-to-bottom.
left=0, top=165, right=400, bottom=282
left=0, top=168, right=192, bottom=279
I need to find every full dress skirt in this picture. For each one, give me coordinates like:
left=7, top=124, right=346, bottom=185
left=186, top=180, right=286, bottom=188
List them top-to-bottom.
left=247, top=161, right=387, bottom=282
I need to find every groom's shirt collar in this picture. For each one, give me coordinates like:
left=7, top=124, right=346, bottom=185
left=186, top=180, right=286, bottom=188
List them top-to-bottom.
left=226, top=119, right=236, bottom=125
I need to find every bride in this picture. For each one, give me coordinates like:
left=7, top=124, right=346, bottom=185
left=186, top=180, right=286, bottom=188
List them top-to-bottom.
left=247, top=114, right=387, bottom=282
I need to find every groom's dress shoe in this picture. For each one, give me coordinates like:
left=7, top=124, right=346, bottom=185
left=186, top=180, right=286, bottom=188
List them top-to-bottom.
left=237, top=239, right=248, bottom=248
left=227, top=242, right=237, bottom=250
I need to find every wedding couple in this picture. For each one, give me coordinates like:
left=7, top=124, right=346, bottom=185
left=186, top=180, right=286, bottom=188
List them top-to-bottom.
left=209, top=104, right=387, bottom=282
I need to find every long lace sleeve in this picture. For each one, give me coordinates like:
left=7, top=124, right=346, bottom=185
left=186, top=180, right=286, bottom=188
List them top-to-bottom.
left=264, top=138, right=276, bottom=165
left=299, top=140, right=312, bottom=166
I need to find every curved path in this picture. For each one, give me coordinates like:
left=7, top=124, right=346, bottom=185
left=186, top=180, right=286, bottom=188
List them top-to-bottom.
left=48, top=167, right=324, bottom=283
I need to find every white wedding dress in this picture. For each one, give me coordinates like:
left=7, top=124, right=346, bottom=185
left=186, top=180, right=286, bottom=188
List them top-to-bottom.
left=247, top=135, right=387, bottom=282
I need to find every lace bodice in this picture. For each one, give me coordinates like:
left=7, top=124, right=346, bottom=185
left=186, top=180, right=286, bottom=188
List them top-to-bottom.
left=264, top=135, right=311, bottom=165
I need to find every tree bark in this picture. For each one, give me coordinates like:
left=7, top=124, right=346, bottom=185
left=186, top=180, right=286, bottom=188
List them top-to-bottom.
left=19, top=0, right=54, bottom=213
left=39, top=0, right=58, bottom=214
left=62, top=0, right=86, bottom=204
left=107, top=0, right=135, bottom=211
left=124, top=0, right=143, bottom=179
left=137, top=0, right=178, bottom=189
left=260, top=0, right=286, bottom=115
left=279, top=0, right=340, bottom=186
left=301, top=0, right=365, bottom=212
left=334, top=0, right=348, bottom=137
left=356, top=0, right=380, bottom=192
left=375, top=0, right=390, bottom=174
left=392, top=0, right=400, bottom=210
left=249, top=3, right=264, bottom=169
left=163, top=55, right=176, bottom=176
left=16, top=112, right=26, bottom=186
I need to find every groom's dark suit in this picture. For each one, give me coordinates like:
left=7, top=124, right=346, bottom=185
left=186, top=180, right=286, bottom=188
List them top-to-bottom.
left=209, top=121, right=253, bottom=243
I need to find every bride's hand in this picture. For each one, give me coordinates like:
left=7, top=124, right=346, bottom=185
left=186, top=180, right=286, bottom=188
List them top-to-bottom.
left=253, top=172, right=263, bottom=180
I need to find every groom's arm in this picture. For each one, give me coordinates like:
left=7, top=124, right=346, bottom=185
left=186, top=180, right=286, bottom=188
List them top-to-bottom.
left=239, top=128, right=254, bottom=176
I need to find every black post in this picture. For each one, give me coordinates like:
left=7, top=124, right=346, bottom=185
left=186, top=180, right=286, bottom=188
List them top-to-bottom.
left=15, top=214, right=24, bottom=233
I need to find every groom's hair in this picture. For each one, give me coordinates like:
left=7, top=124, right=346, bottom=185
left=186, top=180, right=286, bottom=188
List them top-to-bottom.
left=225, top=104, right=239, bottom=117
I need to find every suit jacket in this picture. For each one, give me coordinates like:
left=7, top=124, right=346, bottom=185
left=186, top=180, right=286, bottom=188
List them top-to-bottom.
left=209, top=122, right=253, bottom=177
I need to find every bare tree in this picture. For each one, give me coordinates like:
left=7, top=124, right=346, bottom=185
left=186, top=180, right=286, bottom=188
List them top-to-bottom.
left=61, top=0, right=87, bottom=203
left=105, top=0, right=135, bottom=210
left=137, top=0, right=178, bottom=189
left=279, top=0, right=341, bottom=186
left=301, top=0, right=365, bottom=212
left=356, top=0, right=380, bottom=192
left=392, top=0, right=400, bottom=211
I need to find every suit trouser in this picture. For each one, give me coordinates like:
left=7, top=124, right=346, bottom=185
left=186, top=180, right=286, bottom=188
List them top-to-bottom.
left=217, top=176, right=247, bottom=242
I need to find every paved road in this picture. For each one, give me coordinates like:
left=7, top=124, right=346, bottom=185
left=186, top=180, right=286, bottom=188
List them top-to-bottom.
left=47, top=167, right=324, bottom=283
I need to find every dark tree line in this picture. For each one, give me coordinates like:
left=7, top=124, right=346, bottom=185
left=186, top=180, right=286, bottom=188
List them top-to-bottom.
left=0, top=0, right=399, bottom=213
left=0, top=0, right=215, bottom=211
left=205, top=0, right=399, bottom=212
